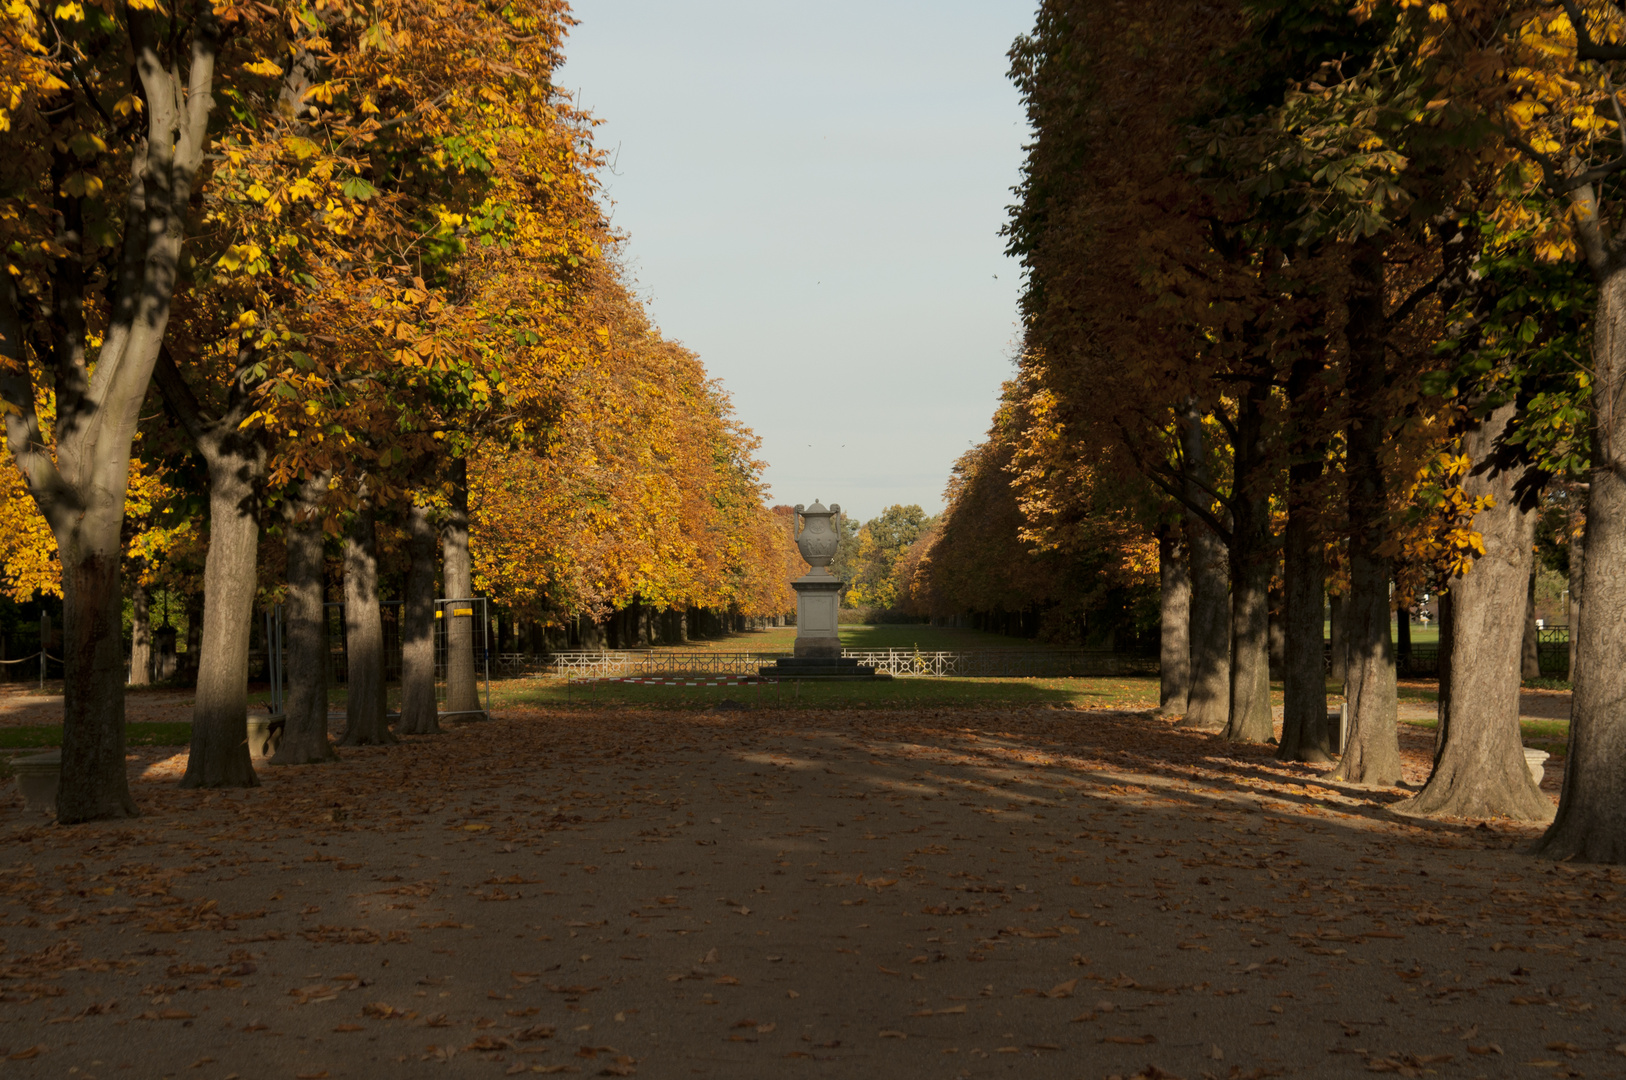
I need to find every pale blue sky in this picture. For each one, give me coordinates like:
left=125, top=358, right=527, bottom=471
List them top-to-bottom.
left=556, top=1, right=1036, bottom=520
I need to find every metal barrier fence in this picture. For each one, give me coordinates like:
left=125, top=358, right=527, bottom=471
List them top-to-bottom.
left=1355, top=634, right=1570, bottom=680
left=544, top=648, right=1157, bottom=679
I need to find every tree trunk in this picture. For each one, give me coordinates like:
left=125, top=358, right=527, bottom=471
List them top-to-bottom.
left=1333, top=244, right=1401, bottom=787
left=1533, top=252, right=1626, bottom=861
left=153, top=344, right=267, bottom=787
left=1397, top=401, right=1551, bottom=821
left=1181, top=416, right=1230, bottom=731
left=178, top=446, right=261, bottom=789
left=1224, top=453, right=1274, bottom=742
left=442, top=457, right=482, bottom=718
left=1278, top=458, right=1330, bottom=762
left=270, top=474, right=336, bottom=766
left=1567, top=488, right=1583, bottom=683
left=339, top=502, right=393, bottom=745
left=398, top=502, right=439, bottom=735
left=1157, top=526, right=1191, bottom=716
left=57, top=532, right=140, bottom=821
left=1521, top=571, right=1541, bottom=680
left=129, top=572, right=152, bottom=686
left=1435, top=588, right=1453, bottom=751
left=1328, top=591, right=1347, bottom=684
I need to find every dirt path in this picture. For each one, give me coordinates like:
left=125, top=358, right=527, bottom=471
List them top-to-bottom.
left=0, top=704, right=1616, bottom=1079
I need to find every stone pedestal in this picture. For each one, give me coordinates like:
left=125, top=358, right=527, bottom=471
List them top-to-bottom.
left=792, top=570, right=843, bottom=658
left=14, top=749, right=60, bottom=812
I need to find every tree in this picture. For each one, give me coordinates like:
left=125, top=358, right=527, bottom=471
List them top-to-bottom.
left=0, top=0, right=237, bottom=820
left=154, top=347, right=263, bottom=788
left=1397, top=399, right=1552, bottom=820
left=268, top=473, right=335, bottom=766
left=397, top=501, right=440, bottom=735
left=844, top=506, right=933, bottom=611
left=1156, top=526, right=1192, bottom=716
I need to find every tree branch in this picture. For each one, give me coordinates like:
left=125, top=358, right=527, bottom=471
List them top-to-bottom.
left=1560, top=0, right=1626, bottom=62
left=1386, top=267, right=1446, bottom=328
left=0, top=281, right=76, bottom=537
left=153, top=342, right=212, bottom=450
left=1113, top=414, right=1234, bottom=542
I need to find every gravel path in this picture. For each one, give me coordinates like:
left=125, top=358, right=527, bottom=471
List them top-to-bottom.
left=0, top=703, right=1615, bottom=1079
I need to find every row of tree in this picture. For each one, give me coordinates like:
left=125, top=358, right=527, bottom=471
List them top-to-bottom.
left=0, top=0, right=791, bottom=821
left=913, top=0, right=1626, bottom=860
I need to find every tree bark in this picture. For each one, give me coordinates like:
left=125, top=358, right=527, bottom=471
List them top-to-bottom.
left=1533, top=224, right=1626, bottom=861
left=1333, top=243, right=1402, bottom=787
left=157, top=347, right=265, bottom=790
left=1224, top=396, right=1274, bottom=744
left=1396, top=401, right=1551, bottom=821
left=1181, top=417, right=1230, bottom=731
left=442, top=456, right=483, bottom=718
left=177, top=457, right=260, bottom=787
left=1279, top=458, right=1330, bottom=762
left=270, top=473, right=336, bottom=766
left=1567, top=488, right=1583, bottom=683
left=339, top=501, right=394, bottom=745
left=398, top=501, right=439, bottom=735
left=1157, top=526, right=1191, bottom=716
left=56, top=535, right=137, bottom=820
left=129, top=571, right=152, bottom=686
left=1521, top=571, right=1541, bottom=680
left=1435, top=588, right=1453, bottom=752
left=1328, top=591, right=1347, bottom=685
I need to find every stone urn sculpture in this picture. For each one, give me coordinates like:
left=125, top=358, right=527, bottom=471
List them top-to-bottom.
left=757, top=497, right=884, bottom=679
left=787, top=500, right=844, bottom=658
left=794, top=500, right=842, bottom=571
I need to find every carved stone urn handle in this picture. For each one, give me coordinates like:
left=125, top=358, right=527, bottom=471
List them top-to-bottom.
left=793, top=503, right=805, bottom=542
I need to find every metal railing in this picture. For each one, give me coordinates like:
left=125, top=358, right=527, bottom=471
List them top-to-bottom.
left=545, top=648, right=1156, bottom=679
left=841, top=649, right=1156, bottom=677
left=550, top=651, right=784, bottom=678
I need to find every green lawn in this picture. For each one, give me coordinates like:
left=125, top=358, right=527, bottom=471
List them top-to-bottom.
left=1323, top=621, right=1441, bottom=645
left=498, top=674, right=1162, bottom=711
left=1399, top=715, right=1569, bottom=757
left=0, top=721, right=192, bottom=749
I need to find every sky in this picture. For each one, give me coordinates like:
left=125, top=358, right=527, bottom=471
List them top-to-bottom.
left=556, top=0, right=1038, bottom=521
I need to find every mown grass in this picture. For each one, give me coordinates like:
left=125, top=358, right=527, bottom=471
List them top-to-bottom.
left=494, top=674, right=1164, bottom=711
left=1399, top=715, right=1570, bottom=757
left=0, top=722, right=192, bottom=749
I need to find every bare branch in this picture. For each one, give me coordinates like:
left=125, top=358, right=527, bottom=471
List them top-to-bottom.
left=152, top=343, right=212, bottom=450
